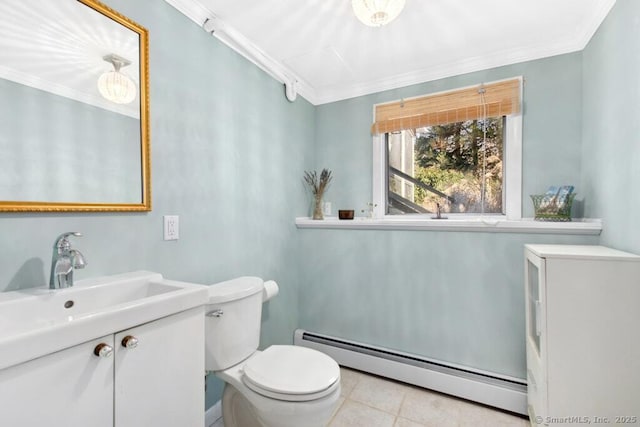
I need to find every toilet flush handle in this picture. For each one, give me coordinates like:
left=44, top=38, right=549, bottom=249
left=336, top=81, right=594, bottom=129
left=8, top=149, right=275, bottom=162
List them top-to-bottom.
left=206, top=309, right=224, bottom=318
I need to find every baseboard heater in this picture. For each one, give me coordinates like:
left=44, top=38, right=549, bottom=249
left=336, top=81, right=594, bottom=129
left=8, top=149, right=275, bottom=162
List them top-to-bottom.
left=293, top=329, right=527, bottom=416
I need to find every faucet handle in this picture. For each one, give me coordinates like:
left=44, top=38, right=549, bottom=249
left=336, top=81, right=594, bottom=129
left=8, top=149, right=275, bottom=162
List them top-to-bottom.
left=56, top=231, right=82, bottom=240
left=54, top=232, right=82, bottom=249
left=54, top=232, right=82, bottom=254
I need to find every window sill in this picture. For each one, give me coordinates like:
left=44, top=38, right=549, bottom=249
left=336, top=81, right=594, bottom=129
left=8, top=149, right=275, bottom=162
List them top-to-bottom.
left=295, top=217, right=602, bottom=235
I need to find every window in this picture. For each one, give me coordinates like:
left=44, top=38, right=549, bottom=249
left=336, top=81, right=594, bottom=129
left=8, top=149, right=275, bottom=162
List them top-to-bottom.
left=372, top=78, right=522, bottom=219
left=387, top=117, right=504, bottom=215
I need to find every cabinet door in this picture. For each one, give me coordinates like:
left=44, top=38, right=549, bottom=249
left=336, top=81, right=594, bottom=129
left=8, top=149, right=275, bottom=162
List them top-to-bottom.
left=545, top=258, right=640, bottom=418
left=114, top=307, right=204, bottom=427
left=0, top=335, right=114, bottom=427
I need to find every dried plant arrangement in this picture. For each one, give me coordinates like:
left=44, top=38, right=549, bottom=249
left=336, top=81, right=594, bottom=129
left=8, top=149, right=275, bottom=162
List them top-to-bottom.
left=304, top=169, right=332, bottom=219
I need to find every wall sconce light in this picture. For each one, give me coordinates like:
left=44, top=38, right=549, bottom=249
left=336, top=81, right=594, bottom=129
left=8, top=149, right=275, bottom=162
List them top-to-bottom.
left=352, top=0, right=406, bottom=27
left=97, top=54, right=136, bottom=104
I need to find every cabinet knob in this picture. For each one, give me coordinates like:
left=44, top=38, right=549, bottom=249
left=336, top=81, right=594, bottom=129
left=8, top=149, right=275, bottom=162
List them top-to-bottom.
left=121, top=335, right=139, bottom=349
left=94, top=343, right=113, bottom=358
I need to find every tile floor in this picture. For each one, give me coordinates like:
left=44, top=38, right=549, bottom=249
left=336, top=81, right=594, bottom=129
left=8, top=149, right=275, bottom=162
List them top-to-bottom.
left=213, top=366, right=531, bottom=427
left=329, top=367, right=530, bottom=427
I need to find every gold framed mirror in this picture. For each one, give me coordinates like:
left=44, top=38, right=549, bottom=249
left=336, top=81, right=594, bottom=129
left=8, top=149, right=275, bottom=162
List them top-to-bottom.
left=0, top=0, right=150, bottom=212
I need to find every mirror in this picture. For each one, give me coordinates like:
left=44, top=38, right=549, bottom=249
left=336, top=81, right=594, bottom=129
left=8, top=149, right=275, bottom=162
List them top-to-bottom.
left=0, top=0, right=150, bottom=212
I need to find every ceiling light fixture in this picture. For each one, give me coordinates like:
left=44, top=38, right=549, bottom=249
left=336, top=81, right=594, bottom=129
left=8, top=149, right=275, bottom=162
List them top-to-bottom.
left=352, top=0, right=406, bottom=27
left=97, top=54, right=136, bottom=104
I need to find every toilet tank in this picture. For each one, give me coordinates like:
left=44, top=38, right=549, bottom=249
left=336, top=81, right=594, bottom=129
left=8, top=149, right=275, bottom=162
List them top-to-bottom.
left=205, top=277, right=264, bottom=371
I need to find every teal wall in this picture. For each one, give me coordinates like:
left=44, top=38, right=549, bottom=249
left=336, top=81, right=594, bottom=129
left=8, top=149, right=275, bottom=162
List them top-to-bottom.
left=0, top=0, right=315, bottom=408
left=582, top=0, right=640, bottom=254
left=303, top=53, right=598, bottom=380
left=298, top=231, right=596, bottom=378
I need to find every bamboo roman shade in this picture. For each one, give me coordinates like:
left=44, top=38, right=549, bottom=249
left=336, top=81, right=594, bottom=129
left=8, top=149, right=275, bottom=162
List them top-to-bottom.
left=372, top=78, right=521, bottom=134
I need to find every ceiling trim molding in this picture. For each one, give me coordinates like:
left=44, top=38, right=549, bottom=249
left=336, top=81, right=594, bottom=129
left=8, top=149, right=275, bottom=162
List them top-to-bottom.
left=163, top=0, right=212, bottom=29
left=164, top=0, right=318, bottom=104
left=573, top=0, right=616, bottom=50
left=313, top=39, right=587, bottom=105
left=0, top=65, right=139, bottom=118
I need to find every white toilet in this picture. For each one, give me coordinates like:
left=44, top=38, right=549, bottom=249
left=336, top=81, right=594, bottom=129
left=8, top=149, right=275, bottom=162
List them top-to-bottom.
left=205, top=277, right=341, bottom=427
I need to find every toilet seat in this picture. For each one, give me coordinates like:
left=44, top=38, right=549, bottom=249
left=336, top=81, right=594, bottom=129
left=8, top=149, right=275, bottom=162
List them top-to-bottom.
left=242, top=345, right=340, bottom=402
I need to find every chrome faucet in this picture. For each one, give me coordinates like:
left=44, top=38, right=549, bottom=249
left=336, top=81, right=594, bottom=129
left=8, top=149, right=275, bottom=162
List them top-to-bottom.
left=49, top=232, right=87, bottom=289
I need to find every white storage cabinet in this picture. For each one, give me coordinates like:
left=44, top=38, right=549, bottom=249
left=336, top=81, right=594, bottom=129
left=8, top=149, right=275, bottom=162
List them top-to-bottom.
left=524, top=244, right=640, bottom=426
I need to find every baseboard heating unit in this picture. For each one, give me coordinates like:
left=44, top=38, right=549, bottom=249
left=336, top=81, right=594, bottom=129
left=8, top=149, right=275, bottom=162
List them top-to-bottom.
left=293, top=329, right=527, bottom=415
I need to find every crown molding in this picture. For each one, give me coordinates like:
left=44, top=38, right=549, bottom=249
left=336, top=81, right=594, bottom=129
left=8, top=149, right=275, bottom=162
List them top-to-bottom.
left=163, top=0, right=213, bottom=30
left=574, top=0, right=616, bottom=50
left=312, top=38, right=586, bottom=105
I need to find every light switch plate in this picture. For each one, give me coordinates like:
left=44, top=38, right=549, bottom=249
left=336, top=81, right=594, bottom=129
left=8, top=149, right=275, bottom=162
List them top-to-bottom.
left=163, top=215, right=179, bottom=240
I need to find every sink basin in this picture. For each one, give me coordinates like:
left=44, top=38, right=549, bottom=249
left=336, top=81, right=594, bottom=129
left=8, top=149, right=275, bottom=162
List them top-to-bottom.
left=0, top=271, right=208, bottom=370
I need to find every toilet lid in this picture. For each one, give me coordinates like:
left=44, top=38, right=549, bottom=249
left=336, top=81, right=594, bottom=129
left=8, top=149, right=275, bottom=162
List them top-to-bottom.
left=243, top=345, right=340, bottom=398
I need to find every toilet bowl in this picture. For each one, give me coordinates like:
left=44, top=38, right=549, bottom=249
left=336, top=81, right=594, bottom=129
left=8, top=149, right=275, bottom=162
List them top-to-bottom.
left=205, top=277, right=341, bottom=427
left=219, top=346, right=341, bottom=427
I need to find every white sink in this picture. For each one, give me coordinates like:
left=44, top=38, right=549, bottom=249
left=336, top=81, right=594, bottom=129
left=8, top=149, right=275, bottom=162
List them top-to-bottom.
left=0, top=271, right=208, bottom=370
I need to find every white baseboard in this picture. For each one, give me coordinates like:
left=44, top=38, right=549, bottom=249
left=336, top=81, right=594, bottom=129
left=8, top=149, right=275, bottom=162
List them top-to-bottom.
left=205, top=401, right=222, bottom=427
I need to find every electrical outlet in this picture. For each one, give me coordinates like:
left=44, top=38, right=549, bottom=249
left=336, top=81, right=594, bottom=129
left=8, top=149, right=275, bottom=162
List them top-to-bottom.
left=163, top=215, right=179, bottom=240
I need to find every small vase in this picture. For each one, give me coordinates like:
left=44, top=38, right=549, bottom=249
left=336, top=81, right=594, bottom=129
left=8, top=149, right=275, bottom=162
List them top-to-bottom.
left=312, top=194, right=324, bottom=220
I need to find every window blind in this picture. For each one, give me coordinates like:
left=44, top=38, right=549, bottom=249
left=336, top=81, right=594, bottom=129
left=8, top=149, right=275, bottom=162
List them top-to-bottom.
left=371, top=78, right=521, bottom=134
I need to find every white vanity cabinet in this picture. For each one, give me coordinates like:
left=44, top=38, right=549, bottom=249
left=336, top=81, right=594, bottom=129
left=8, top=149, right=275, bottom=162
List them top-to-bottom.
left=524, top=245, right=640, bottom=426
left=0, top=307, right=204, bottom=427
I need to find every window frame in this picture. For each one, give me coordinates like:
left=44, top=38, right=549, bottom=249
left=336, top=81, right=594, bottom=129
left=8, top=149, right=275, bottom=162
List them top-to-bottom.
left=372, top=77, right=523, bottom=221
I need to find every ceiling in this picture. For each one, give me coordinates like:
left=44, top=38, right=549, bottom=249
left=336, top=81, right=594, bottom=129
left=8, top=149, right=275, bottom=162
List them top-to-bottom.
left=167, top=0, right=616, bottom=105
